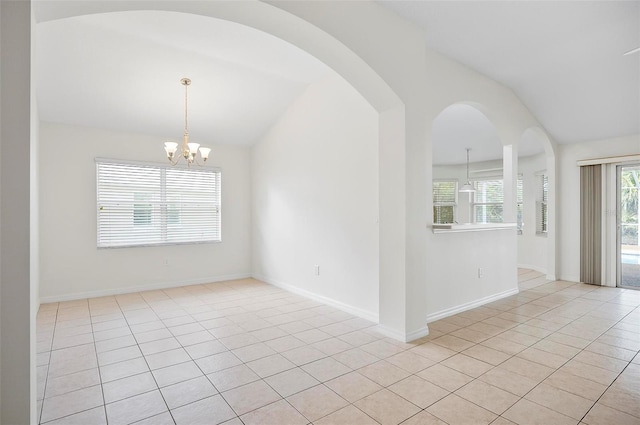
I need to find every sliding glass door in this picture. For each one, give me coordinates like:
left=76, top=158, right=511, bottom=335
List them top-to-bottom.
left=618, top=164, right=640, bottom=288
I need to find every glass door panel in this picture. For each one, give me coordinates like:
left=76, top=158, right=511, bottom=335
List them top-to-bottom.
left=619, top=164, right=640, bottom=288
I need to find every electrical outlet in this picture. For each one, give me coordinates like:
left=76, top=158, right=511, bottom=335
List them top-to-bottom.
left=164, top=258, right=170, bottom=266
left=314, top=265, right=320, bottom=276
left=478, top=268, right=483, bottom=278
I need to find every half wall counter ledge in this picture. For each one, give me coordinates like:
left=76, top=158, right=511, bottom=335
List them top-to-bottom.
left=431, top=223, right=518, bottom=233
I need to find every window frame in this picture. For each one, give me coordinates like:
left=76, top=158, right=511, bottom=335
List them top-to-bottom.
left=96, top=158, right=222, bottom=249
left=536, top=172, right=548, bottom=235
left=517, top=174, right=524, bottom=235
left=472, top=177, right=504, bottom=224
left=432, top=179, right=458, bottom=224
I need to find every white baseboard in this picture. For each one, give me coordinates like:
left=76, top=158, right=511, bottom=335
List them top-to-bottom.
left=517, top=263, right=547, bottom=275
left=39, top=273, right=252, bottom=304
left=253, top=273, right=379, bottom=323
left=546, top=274, right=557, bottom=281
left=559, top=274, right=580, bottom=283
left=426, top=287, right=520, bottom=324
left=371, top=324, right=430, bottom=343
left=375, top=325, right=406, bottom=341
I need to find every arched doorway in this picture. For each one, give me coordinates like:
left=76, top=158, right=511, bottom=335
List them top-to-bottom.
left=517, top=127, right=557, bottom=280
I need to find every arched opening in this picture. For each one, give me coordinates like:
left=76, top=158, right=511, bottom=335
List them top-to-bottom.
left=25, top=4, right=411, bottom=422
left=34, top=4, right=405, bottom=308
left=427, top=102, right=519, bottom=323
left=432, top=103, right=503, bottom=225
left=517, top=127, right=557, bottom=280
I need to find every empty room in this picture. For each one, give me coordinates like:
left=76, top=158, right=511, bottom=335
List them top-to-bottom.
left=0, top=1, right=639, bottom=425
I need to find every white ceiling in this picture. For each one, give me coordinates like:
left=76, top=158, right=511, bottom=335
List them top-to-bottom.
left=378, top=0, right=640, bottom=145
left=36, top=3, right=638, bottom=162
left=36, top=11, right=330, bottom=146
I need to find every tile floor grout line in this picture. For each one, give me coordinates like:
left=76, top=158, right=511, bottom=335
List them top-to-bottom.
left=36, top=273, right=639, bottom=425
left=421, top=277, right=635, bottom=424
left=491, top=281, right=639, bottom=423
left=116, top=294, right=179, bottom=425
left=88, top=300, right=110, bottom=425
left=37, top=303, right=59, bottom=425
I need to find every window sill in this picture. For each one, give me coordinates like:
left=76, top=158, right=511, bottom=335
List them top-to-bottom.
left=431, top=223, right=518, bottom=234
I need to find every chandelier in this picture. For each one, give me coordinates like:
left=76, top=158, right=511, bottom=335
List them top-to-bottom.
left=163, top=78, right=211, bottom=166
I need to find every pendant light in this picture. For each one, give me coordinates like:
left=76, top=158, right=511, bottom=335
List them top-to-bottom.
left=459, top=148, right=476, bottom=193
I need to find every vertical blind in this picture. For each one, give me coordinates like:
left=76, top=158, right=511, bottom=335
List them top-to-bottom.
left=97, top=159, right=221, bottom=248
left=580, top=164, right=602, bottom=285
left=536, top=173, right=548, bottom=234
left=433, top=180, right=457, bottom=224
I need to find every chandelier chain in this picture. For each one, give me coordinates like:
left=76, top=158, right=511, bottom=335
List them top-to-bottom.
left=184, top=81, right=189, bottom=135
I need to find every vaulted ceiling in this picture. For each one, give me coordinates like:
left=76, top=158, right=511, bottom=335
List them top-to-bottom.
left=378, top=0, right=640, bottom=146
left=36, top=2, right=639, bottom=165
left=36, top=10, right=330, bottom=146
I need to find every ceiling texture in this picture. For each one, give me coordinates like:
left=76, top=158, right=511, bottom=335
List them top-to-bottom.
left=36, top=2, right=639, bottom=164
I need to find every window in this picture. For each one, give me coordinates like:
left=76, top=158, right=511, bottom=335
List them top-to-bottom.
left=97, top=159, right=221, bottom=248
left=536, top=173, right=548, bottom=234
left=517, top=175, right=523, bottom=234
left=473, top=179, right=503, bottom=223
left=433, top=180, right=457, bottom=224
left=133, top=192, right=153, bottom=226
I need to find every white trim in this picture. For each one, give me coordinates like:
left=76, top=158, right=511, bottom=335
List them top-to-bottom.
left=577, top=154, right=640, bottom=167
left=95, top=156, right=222, bottom=173
left=432, top=223, right=517, bottom=233
left=517, top=263, right=547, bottom=275
left=39, top=273, right=252, bottom=303
left=253, top=273, right=379, bottom=323
left=546, top=274, right=557, bottom=281
left=559, top=274, right=580, bottom=284
left=426, top=287, right=519, bottom=323
left=375, top=325, right=430, bottom=343
left=375, top=325, right=406, bottom=341
left=405, top=325, right=430, bottom=342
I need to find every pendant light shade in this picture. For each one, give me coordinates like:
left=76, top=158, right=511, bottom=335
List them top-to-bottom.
left=459, top=148, right=476, bottom=193
left=459, top=182, right=475, bottom=193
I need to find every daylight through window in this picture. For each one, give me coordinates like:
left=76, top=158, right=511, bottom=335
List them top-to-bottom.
left=97, top=160, right=221, bottom=248
left=433, top=180, right=457, bottom=224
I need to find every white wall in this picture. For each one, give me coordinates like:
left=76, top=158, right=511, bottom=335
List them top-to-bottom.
left=252, top=74, right=379, bottom=320
left=39, top=122, right=252, bottom=301
left=557, top=134, right=640, bottom=282
left=518, top=153, right=548, bottom=273
left=427, top=229, right=518, bottom=320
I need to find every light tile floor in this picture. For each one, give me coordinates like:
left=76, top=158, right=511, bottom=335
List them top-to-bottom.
left=36, top=270, right=640, bottom=425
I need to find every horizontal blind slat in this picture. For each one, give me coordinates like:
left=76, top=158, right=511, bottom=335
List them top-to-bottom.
left=97, top=160, right=221, bottom=248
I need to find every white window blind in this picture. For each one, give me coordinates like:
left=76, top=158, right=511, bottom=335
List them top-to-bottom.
left=97, top=159, right=221, bottom=248
left=536, top=173, right=548, bottom=234
left=517, top=175, right=524, bottom=234
left=473, top=179, right=504, bottom=223
left=433, top=180, right=457, bottom=224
